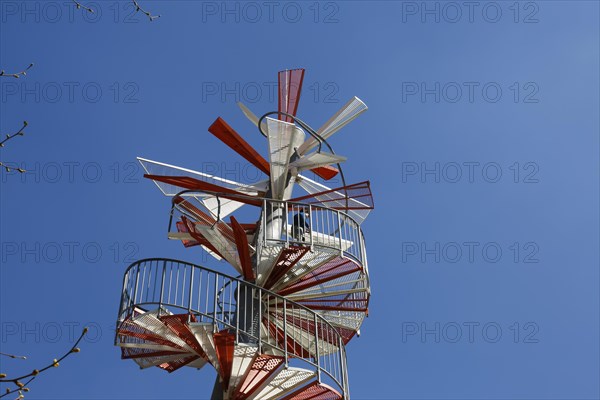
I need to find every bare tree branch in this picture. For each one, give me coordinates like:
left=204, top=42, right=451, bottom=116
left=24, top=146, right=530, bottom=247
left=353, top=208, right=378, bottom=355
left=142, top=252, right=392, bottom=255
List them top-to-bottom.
left=72, top=0, right=95, bottom=14
left=133, top=0, right=161, bottom=21
left=0, top=60, right=84, bottom=399
left=0, top=63, right=31, bottom=173
left=0, top=64, right=33, bottom=79
left=0, top=121, right=28, bottom=173
left=0, top=121, right=27, bottom=148
left=0, top=328, right=88, bottom=399
left=0, top=354, right=26, bottom=360
left=1, top=375, right=35, bottom=400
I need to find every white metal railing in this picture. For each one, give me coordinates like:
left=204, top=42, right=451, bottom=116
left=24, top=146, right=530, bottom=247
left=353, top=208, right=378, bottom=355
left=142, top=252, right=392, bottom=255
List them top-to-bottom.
left=168, top=191, right=368, bottom=281
left=261, top=199, right=365, bottom=266
left=116, top=258, right=349, bottom=398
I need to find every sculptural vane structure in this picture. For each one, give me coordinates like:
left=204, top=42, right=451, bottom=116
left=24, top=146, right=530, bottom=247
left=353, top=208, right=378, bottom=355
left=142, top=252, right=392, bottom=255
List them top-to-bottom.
left=115, top=68, right=374, bottom=400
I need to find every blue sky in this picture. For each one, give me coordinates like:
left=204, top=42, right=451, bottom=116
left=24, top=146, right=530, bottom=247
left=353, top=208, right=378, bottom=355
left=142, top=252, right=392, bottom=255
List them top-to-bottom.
left=0, top=1, right=598, bottom=399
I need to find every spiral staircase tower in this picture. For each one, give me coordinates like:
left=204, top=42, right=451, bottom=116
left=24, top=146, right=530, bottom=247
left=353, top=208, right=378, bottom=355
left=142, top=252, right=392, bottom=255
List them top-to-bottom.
left=115, top=69, right=374, bottom=399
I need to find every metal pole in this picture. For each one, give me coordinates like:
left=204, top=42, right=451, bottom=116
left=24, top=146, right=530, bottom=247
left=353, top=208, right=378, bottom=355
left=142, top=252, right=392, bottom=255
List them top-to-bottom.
left=262, top=198, right=267, bottom=246
left=285, top=201, right=290, bottom=247
left=309, top=205, right=314, bottom=250
left=337, top=211, right=343, bottom=256
left=158, top=260, right=167, bottom=316
left=132, top=263, right=141, bottom=306
left=187, top=267, right=194, bottom=321
left=213, top=273, right=219, bottom=330
left=235, top=282, right=240, bottom=344
left=257, top=288, right=262, bottom=353
left=283, top=298, right=288, bottom=367
left=314, top=313, right=320, bottom=383
left=339, top=335, right=345, bottom=396
left=342, top=344, right=350, bottom=399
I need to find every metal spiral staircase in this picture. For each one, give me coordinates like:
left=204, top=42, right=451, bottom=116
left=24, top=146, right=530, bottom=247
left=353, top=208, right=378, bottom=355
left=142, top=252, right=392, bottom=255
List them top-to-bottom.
left=115, top=68, right=374, bottom=399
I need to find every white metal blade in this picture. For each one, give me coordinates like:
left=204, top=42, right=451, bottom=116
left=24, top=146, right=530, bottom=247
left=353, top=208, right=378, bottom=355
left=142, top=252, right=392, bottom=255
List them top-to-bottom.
left=297, top=96, right=367, bottom=155
left=238, top=102, right=267, bottom=132
left=265, top=118, right=304, bottom=200
left=289, top=152, right=347, bottom=172
left=138, top=157, right=266, bottom=197
left=201, top=179, right=269, bottom=219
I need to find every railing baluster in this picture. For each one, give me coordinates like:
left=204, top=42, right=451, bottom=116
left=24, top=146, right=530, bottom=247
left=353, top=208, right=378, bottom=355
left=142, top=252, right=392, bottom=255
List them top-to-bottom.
left=263, top=198, right=267, bottom=245
left=285, top=201, right=290, bottom=247
left=309, top=204, right=313, bottom=249
left=326, top=208, right=331, bottom=244
left=337, top=211, right=343, bottom=256
left=158, top=260, right=166, bottom=315
left=152, top=261, right=158, bottom=301
left=132, top=263, right=140, bottom=306
left=139, top=263, right=147, bottom=304
left=166, top=263, right=172, bottom=305
left=174, top=263, right=180, bottom=307
left=180, top=263, right=186, bottom=308
left=187, top=266, right=194, bottom=319
left=197, top=270, right=203, bottom=315
left=205, top=271, right=210, bottom=319
left=213, top=273, right=219, bottom=328
left=228, top=278, right=233, bottom=324
left=235, top=281, right=240, bottom=344
left=244, top=285, right=248, bottom=340
left=257, top=287, right=262, bottom=353
left=269, top=294, right=274, bottom=353
left=283, top=298, right=288, bottom=367
left=314, top=313, right=320, bottom=383
left=327, top=325, right=331, bottom=381
left=339, top=335, right=345, bottom=396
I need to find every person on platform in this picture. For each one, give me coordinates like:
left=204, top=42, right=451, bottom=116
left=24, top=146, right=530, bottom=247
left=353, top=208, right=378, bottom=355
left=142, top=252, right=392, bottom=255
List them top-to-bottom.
left=292, top=209, right=310, bottom=241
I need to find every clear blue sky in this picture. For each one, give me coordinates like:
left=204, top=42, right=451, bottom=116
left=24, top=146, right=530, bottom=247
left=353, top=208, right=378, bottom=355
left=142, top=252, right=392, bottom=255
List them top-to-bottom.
left=1, top=1, right=598, bottom=399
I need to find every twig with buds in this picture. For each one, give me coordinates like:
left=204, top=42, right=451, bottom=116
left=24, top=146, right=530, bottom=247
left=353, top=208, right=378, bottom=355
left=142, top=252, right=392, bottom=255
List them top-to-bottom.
left=72, top=0, right=95, bottom=14
left=132, top=0, right=161, bottom=21
left=0, top=64, right=33, bottom=79
left=0, top=121, right=28, bottom=174
left=0, top=328, right=88, bottom=399
left=0, top=354, right=26, bottom=360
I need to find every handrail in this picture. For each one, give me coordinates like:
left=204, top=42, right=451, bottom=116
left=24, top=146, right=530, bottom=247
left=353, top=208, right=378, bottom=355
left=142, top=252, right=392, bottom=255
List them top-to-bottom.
left=168, top=189, right=358, bottom=225
left=168, top=190, right=367, bottom=269
left=260, top=199, right=364, bottom=265
left=116, top=257, right=348, bottom=397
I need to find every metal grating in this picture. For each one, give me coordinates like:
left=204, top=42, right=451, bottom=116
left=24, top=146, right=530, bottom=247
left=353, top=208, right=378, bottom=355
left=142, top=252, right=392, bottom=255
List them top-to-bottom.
left=263, top=246, right=310, bottom=290
left=277, top=257, right=360, bottom=296
left=159, top=314, right=206, bottom=358
left=233, top=354, right=284, bottom=399
left=252, top=368, right=315, bottom=399
left=282, top=381, right=342, bottom=400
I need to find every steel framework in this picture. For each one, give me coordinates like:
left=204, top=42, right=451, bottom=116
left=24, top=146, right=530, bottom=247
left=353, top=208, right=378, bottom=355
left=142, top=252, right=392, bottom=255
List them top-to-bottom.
left=115, top=68, right=373, bottom=400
